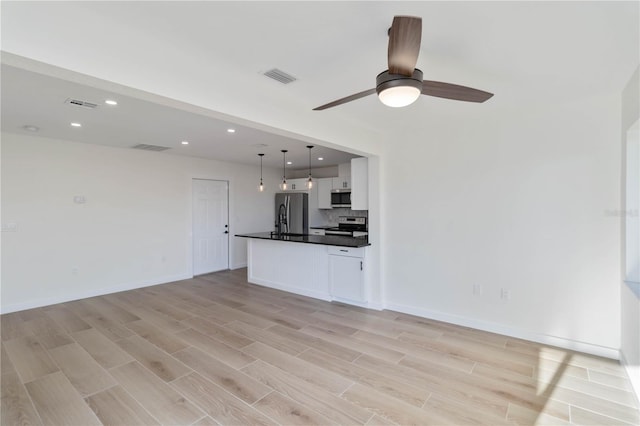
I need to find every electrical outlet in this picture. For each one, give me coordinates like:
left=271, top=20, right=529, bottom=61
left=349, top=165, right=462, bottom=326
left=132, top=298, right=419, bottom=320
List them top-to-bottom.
left=1, top=222, right=18, bottom=232
left=473, top=284, right=483, bottom=296
left=500, top=288, right=511, bottom=300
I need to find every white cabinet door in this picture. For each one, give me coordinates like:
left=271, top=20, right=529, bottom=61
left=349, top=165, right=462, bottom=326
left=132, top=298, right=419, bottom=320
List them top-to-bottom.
left=351, top=157, right=368, bottom=210
left=338, top=162, right=351, bottom=178
left=332, top=176, right=351, bottom=190
left=288, top=178, right=309, bottom=191
left=318, top=178, right=333, bottom=209
left=329, top=255, right=365, bottom=303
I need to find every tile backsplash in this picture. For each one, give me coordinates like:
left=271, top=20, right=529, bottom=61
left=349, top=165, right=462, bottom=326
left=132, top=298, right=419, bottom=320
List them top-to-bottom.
left=319, top=208, right=368, bottom=225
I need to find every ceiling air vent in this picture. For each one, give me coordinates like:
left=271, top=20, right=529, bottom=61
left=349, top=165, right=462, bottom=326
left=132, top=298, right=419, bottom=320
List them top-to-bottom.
left=263, top=68, right=297, bottom=84
left=65, top=98, right=98, bottom=109
left=131, top=144, right=171, bottom=152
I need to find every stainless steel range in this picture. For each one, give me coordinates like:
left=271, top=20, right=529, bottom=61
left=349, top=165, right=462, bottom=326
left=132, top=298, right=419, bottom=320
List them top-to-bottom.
left=325, top=216, right=368, bottom=237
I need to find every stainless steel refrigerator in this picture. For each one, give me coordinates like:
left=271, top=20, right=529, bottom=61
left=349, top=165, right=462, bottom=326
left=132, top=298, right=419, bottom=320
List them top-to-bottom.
left=275, top=192, right=308, bottom=235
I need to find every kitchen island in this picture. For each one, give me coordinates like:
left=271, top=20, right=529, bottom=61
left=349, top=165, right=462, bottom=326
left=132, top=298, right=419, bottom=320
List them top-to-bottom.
left=235, top=232, right=370, bottom=248
left=236, top=233, right=374, bottom=308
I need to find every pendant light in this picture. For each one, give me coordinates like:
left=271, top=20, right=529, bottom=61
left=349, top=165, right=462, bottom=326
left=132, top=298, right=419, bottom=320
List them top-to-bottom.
left=306, top=145, right=314, bottom=189
left=279, top=150, right=288, bottom=190
left=257, top=153, right=265, bottom=192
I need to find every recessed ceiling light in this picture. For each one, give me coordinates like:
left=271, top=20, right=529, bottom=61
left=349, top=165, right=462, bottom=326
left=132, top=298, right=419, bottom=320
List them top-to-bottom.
left=105, top=99, right=118, bottom=106
left=70, top=122, right=82, bottom=127
left=22, top=125, right=40, bottom=132
left=227, top=128, right=236, bottom=133
left=181, top=141, right=189, bottom=145
left=318, top=157, right=324, bottom=161
left=287, top=161, right=292, bottom=165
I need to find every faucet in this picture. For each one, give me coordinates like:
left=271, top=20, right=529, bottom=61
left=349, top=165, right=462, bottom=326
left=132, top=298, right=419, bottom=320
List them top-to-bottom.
left=276, top=203, right=287, bottom=235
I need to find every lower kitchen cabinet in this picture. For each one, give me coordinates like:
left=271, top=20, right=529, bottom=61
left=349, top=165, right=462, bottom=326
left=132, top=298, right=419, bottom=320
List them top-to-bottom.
left=245, top=239, right=372, bottom=308
left=328, top=246, right=366, bottom=305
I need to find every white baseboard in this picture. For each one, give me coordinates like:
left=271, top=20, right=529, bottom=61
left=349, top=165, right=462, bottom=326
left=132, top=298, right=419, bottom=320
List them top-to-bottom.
left=231, top=262, right=248, bottom=270
left=0, top=273, right=193, bottom=314
left=248, top=276, right=332, bottom=302
left=366, top=300, right=384, bottom=311
left=385, top=302, right=620, bottom=360
left=620, top=352, right=640, bottom=404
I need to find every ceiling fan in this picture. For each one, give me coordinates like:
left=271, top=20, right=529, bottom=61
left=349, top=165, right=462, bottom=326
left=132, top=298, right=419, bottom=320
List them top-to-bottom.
left=313, top=16, right=494, bottom=111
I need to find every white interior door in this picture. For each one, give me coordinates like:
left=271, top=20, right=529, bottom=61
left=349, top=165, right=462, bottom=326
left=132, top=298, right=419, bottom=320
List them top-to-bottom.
left=193, top=179, right=229, bottom=275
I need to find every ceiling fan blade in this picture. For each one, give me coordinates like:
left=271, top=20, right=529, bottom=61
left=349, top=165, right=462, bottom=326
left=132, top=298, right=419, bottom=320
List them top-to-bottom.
left=388, top=16, right=422, bottom=76
left=422, top=80, right=494, bottom=103
left=313, top=88, right=376, bottom=110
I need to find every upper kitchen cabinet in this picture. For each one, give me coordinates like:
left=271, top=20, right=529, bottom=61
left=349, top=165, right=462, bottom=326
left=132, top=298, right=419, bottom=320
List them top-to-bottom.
left=351, top=157, right=368, bottom=210
left=317, top=160, right=368, bottom=210
left=333, top=162, right=351, bottom=190
left=332, top=176, right=351, bottom=190
left=284, top=178, right=308, bottom=191
left=318, top=178, right=333, bottom=209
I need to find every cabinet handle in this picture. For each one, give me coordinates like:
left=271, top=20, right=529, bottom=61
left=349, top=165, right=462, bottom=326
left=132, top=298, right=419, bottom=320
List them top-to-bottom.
left=340, top=249, right=348, bottom=252
left=360, top=261, right=363, bottom=271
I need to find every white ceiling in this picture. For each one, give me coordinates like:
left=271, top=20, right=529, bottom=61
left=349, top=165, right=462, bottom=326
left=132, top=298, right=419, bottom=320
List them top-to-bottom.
left=1, top=1, right=638, bottom=162
left=0, top=63, right=359, bottom=169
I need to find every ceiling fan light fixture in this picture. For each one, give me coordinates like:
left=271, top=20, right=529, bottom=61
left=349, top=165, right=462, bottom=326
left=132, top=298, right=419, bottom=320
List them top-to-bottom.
left=376, top=69, right=423, bottom=108
left=378, top=86, right=421, bottom=107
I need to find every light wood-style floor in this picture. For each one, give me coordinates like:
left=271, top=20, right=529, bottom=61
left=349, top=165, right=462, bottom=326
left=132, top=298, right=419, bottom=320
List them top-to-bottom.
left=1, top=269, right=638, bottom=426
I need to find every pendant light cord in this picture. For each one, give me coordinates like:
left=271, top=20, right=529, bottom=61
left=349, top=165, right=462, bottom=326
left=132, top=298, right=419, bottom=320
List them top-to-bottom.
left=306, top=145, right=314, bottom=189
left=280, top=150, right=288, bottom=190
left=282, top=151, right=286, bottom=181
left=258, top=153, right=265, bottom=191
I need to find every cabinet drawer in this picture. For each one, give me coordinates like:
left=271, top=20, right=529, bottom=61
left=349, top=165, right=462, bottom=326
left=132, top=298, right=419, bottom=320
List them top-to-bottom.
left=310, top=229, right=325, bottom=236
left=328, top=246, right=365, bottom=258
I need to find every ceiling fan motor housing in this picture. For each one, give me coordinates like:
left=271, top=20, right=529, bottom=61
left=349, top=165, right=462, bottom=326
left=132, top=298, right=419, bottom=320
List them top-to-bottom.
left=376, top=69, right=423, bottom=94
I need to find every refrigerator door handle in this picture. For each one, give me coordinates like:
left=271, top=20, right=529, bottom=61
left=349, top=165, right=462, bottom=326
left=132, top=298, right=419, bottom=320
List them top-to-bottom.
left=285, top=195, right=290, bottom=234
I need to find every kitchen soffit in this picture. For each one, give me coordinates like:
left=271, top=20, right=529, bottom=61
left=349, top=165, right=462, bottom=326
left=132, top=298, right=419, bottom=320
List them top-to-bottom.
left=0, top=62, right=360, bottom=170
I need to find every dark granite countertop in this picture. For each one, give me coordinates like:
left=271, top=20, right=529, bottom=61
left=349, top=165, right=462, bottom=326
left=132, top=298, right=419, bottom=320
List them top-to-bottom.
left=235, top=232, right=370, bottom=248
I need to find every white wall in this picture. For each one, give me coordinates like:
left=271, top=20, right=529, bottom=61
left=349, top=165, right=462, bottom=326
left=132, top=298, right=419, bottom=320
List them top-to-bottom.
left=621, top=66, right=640, bottom=399
left=380, top=91, right=622, bottom=356
left=1, top=132, right=280, bottom=313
